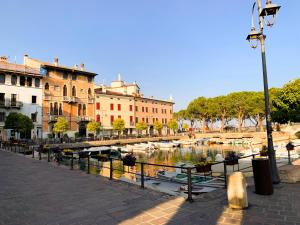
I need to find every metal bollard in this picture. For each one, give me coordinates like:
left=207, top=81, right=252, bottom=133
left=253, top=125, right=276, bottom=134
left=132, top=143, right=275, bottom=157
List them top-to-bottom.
left=32, top=146, right=34, bottom=158
left=39, top=147, right=41, bottom=160
left=47, top=148, right=50, bottom=162
left=288, top=150, right=291, bottom=165
left=71, top=153, right=74, bottom=170
left=87, top=154, right=90, bottom=174
left=109, top=158, right=113, bottom=180
left=223, top=161, right=227, bottom=188
left=141, top=163, right=145, bottom=189
left=187, top=167, right=193, bottom=202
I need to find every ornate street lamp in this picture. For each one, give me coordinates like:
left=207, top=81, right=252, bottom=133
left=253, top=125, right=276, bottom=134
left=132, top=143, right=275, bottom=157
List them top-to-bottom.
left=246, top=0, right=281, bottom=184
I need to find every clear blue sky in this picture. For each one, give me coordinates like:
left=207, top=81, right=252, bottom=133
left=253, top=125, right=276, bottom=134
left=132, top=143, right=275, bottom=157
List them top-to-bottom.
left=1, top=0, right=299, bottom=111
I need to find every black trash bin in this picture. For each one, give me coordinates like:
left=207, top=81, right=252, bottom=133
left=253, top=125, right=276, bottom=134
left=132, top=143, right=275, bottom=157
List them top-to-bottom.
left=252, top=158, right=273, bottom=195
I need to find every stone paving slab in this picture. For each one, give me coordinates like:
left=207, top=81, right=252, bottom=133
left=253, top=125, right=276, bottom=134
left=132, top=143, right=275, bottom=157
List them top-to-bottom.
left=1, top=150, right=300, bottom=225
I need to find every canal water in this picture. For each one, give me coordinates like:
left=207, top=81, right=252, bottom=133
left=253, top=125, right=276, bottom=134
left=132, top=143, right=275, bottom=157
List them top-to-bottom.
left=61, top=143, right=258, bottom=180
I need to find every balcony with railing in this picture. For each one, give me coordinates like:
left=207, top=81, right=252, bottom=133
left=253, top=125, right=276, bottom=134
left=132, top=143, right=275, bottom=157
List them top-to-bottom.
left=44, top=95, right=51, bottom=101
left=62, top=96, right=78, bottom=103
left=88, top=97, right=94, bottom=104
left=0, top=99, right=23, bottom=109
left=48, top=115, right=59, bottom=122
left=77, top=116, right=92, bottom=122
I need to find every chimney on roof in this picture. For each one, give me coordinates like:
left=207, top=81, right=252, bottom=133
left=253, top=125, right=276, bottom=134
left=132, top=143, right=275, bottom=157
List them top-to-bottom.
left=23, top=54, right=28, bottom=65
left=0, top=56, right=8, bottom=63
left=54, top=57, right=59, bottom=66
left=80, top=63, right=84, bottom=71
left=73, top=64, right=78, bottom=69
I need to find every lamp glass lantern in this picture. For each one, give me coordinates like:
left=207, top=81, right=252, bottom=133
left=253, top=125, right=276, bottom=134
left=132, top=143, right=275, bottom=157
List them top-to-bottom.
left=260, top=0, right=281, bottom=27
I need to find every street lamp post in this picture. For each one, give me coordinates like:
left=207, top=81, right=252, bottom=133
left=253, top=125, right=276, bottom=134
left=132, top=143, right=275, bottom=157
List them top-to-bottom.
left=246, top=0, right=281, bottom=184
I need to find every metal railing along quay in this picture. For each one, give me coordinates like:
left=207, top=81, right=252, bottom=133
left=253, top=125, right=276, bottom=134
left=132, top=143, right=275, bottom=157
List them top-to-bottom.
left=0, top=141, right=269, bottom=202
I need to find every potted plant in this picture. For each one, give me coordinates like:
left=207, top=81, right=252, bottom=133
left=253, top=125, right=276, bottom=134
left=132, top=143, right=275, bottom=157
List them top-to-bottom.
left=260, top=145, right=268, bottom=156
left=63, top=149, right=73, bottom=156
left=225, top=151, right=239, bottom=165
left=122, top=153, right=136, bottom=167
left=97, top=154, right=109, bottom=162
left=195, top=161, right=212, bottom=173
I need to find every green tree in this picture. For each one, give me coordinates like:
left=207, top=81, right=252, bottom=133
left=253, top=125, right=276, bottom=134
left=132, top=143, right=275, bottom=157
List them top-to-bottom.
left=272, top=79, right=300, bottom=123
left=173, top=109, right=186, bottom=130
left=4, top=112, right=34, bottom=139
left=53, top=117, right=69, bottom=137
left=113, top=118, right=125, bottom=137
left=167, top=119, right=178, bottom=135
left=153, top=120, right=163, bottom=135
left=87, top=121, right=101, bottom=137
left=136, top=121, right=148, bottom=136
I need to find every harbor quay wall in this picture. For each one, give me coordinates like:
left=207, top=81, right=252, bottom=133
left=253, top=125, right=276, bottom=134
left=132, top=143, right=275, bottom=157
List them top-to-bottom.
left=194, top=131, right=292, bottom=143
left=45, top=135, right=183, bottom=149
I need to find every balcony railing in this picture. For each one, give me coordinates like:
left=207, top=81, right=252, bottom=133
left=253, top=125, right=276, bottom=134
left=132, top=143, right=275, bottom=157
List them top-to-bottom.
left=44, top=95, right=51, bottom=101
left=62, top=96, right=77, bottom=103
left=88, top=98, right=94, bottom=104
left=0, top=99, right=23, bottom=109
left=48, top=115, right=59, bottom=122
left=77, top=116, right=91, bottom=122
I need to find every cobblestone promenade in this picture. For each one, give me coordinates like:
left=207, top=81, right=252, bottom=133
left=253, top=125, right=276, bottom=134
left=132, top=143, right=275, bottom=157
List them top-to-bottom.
left=1, top=150, right=300, bottom=225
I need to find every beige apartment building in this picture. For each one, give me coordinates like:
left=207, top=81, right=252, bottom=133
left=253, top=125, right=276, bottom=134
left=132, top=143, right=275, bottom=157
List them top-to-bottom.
left=24, top=55, right=97, bottom=138
left=94, top=75, right=174, bottom=136
left=95, top=86, right=135, bottom=136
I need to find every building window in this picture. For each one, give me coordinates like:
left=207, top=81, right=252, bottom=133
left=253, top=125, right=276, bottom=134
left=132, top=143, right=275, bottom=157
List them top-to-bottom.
left=0, top=73, right=5, bottom=84
left=63, top=73, right=68, bottom=80
left=72, top=74, right=76, bottom=80
left=11, top=75, right=17, bottom=85
left=20, top=76, right=25, bottom=86
left=27, top=77, right=32, bottom=87
left=35, top=78, right=40, bottom=87
left=45, top=83, right=49, bottom=90
left=54, top=85, right=59, bottom=91
left=63, top=85, right=67, bottom=96
left=72, top=86, right=76, bottom=96
left=88, top=88, right=92, bottom=96
left=0, top=93, right=5, bottom=106
left=11, top=94, right=17, bottom=106
left=32, top=96, right=37, bottom=104
left=54, top=102, right=58, bottom=115
left=96, top=102, right=100, bottom=110
left=50, top=103, right=53, bottom=115
left=110, top=103, right=114, bottom=111
left=78, top=104, right=82, bottom=116
left=83, top=104, right=86, bottom=116
left=118, top=104, right=121, bottom=111
left=129, top=105, right=133, bottom=111
left=135, top=106, right=138, bottom=112
left=142, top=107, right=144, bottom=112
left=146, top=107, right=148, bottom=113
left=152, top=108, right=155, bottom=113
left=156, top=108, right=158, bottom=113
left=170, top=109, right=172, bottom=114
left=0, top=112, right=5, bottom=122
left=31, top=113, right=37, bottom=122
left=96, top=114, right=100, bottom=122
left=110, top=115, right=114, bottom=124
left=118, top=115, right=121, bottom=119
left=130, top=116, right=133, bottom=123
left=135, top=117, right=138, bottom=123
left=142, top=118, right=145, bottom=122
left=146, top=118, right=148, bottom=123
left=153, top=118, right=155, bottom=123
